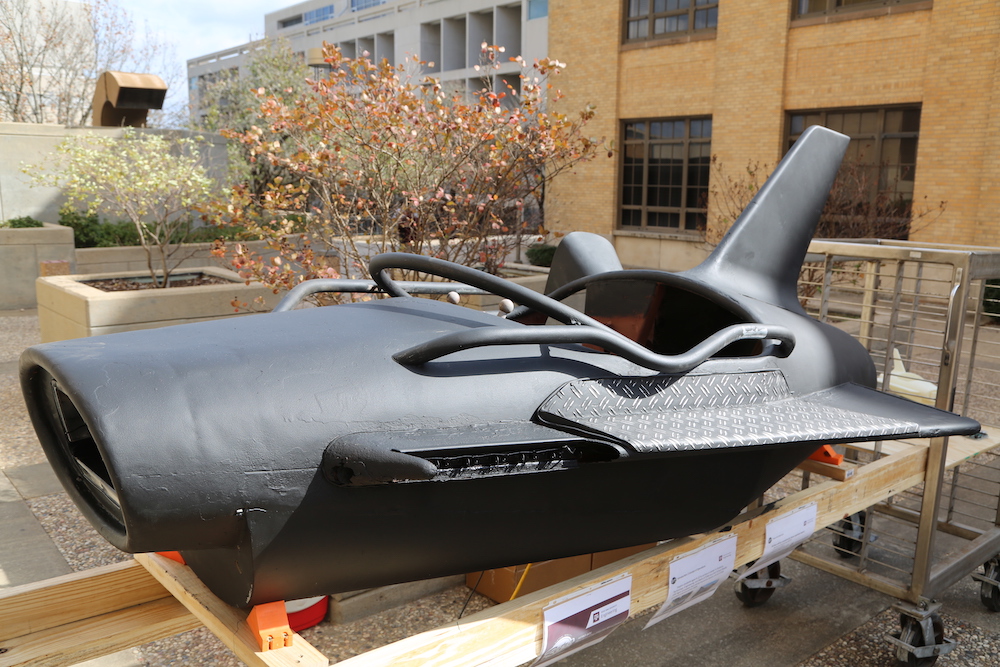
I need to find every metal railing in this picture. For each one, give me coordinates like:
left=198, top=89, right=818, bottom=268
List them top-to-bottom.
left=789, top=239, right=1000, bottom=606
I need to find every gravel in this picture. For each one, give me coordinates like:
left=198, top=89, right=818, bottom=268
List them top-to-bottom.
left=0, top=311, right=42, bottom=363
left=0, top=312, right=47, bottom=469
left=0, top=373, right=46, bottom=469
left=26, top=493, right=131, bottom=571
left=301, top=585, right=494, bottom=663
left=797, top=608, right=1000, bottom=667
left=137, top=628, right=243, bottom=667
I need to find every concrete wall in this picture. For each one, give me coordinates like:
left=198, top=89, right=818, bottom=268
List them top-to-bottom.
left=264, top=0, right=548, bottom=74
left=547, top=0, right=1000, bottom=271
left=190, top=1, right=549, bottom=118
left=0, top=122, right=228, bottom=224
left=0, top=223, right=75, bottom=310
left=74, top=242, right=241, bottom=276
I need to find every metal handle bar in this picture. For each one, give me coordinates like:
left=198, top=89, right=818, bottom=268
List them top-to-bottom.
left=368, top=253, right=619, bottom=332
left=506, top=269, right=749, bottom=321
left=272, top=279, right=491, bottom=313
left=394, top=323, right=795, bottom=373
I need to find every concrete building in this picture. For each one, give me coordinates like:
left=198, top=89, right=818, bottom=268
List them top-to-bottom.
left=187, top=0, right=550, bottom=120
left=545, top=0, right=1000, bottom=270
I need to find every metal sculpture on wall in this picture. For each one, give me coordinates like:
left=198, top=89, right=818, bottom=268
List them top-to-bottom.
left=20, top=126, right=979, bottom=607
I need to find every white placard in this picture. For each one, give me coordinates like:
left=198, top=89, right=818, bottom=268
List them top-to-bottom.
left=740, top=502, right=817, bottom=580
left=644, top=534, right=738, bottom=629
left=532, top=573, right=632, bottom=667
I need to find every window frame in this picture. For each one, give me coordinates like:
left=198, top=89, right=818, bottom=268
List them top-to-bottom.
left=352, top=0, right=388, bottom=12
left=528, top=0, right=549, bottom=20
left=623, top=0, right=720, bottom=44
left=793, top=0, right=927, bottom=20
left=278, top=15, right=303, bottom=29
left=786, top=105, right=922, bottom=237
left=618, top=116, right=713, bottom=235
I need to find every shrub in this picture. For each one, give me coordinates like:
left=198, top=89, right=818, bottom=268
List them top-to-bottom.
left=194, top=38, right=308, bottom=215
left=215, top=43, right=604, bottom=294
left=26, top=129, right=221, bottom=287
left=59, top=208, right=255, bottom=248
left=59, top=209, right=139, bottom=247
left=3, top=216, right=44, bottom=228
left=186, top=223, right=255, bottom=243
left=525, top=243, right=557, bottom=267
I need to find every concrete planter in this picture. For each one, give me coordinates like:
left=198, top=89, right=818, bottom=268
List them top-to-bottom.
left=0, top=223, right=75, bottom=310
left=73, top=239, right=272, bottom=275
left=36, top=267, right=279, bottom=343
left=462, top=268, right=549, bottom=311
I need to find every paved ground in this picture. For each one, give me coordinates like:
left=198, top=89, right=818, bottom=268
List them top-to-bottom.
left=3, top=308, right=1000, bottom=666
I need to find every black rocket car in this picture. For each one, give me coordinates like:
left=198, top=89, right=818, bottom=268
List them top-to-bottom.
left=20, top=126, right=979, bottom=607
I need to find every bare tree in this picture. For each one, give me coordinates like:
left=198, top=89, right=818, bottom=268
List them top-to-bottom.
left=0, top=0, right=179, bottom=126
left=192, top=38, right=309, bottom=202
left=216, top=44, right=602, bottom=294
left=708, top=156, right=945, bottom=243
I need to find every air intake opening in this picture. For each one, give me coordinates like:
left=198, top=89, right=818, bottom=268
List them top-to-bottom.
left=50, top=381, right=123, bottom=525
left=413, top=440, right=619, bottom=480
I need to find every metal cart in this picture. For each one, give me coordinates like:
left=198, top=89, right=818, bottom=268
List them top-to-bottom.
left=780, top=239, right=1000, bottom=666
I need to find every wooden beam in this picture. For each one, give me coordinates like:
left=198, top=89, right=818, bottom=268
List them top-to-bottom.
left=845, top=428, right=999, bottom=469
left=797, top=458, right=855, bottom=481
left=789, top=550, right=910, bottom=600
left=134, top=553, right=328, bottom=667
left=0, top=559, right=179, bottom=642
left=0, top=597, right=197, bottom=667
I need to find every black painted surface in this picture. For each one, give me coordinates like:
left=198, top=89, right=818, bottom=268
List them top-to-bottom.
left=18, top=127, right=979, bottom=606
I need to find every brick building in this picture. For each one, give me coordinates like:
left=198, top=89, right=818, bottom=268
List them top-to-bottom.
left=546, top=0, right=1000, bottom=269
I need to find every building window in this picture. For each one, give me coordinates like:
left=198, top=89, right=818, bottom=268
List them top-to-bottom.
left=352, top=0, right=388, bottom=11
left=528, top=0, right=549, bottom=20
left=624, top=0, right=719, bottom=43
left=794, top=0, right=926, bottom=19
left=305, top=5, right=337, bottom=25
left=279, top=15, right=303, bottom=29
left=788, top=106, right=921, bottom=237
left=620, top=118, right=712, bottom=233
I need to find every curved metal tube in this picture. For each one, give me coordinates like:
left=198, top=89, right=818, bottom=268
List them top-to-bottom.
left=368, top=253, right=616, bottom=331
left=507, top=269, right=746, bottom=321
left=272, top=278, right=492, bottom=313
left=273, top=280, right=379, bottom=312
left=394, top=323, right=795, bottom=374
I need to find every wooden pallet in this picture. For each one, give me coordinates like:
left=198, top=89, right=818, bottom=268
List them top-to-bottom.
left=0, top=434, right=992, bottom=667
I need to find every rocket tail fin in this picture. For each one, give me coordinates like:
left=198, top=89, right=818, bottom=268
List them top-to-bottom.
left=684, top=125, right=849, bottom=312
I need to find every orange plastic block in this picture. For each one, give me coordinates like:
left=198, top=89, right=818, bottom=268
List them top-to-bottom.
left=808, top=445, right=844, bottom=466
left=157, top=551, right=186, bottom=565
left=247, top=600, right=293, bottom=651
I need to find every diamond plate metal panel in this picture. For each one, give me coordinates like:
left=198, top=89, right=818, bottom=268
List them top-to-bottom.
left=544, top=371, right=790, bottom=417
left=536, top=372, right=918, bottom=453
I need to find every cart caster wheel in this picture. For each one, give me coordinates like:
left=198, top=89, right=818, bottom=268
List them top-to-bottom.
left=833, top=510, right=867, bottom=559
left=978, top=558, right=1000, bottom=612
left=735, top=561, right=781, bottom=608
left=893, top=612, right=944, bottom=667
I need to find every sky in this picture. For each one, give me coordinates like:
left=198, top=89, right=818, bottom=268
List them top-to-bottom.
left=123, top=0, right=298, bottom=116
left=126, top=0, right=291, bottom=74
